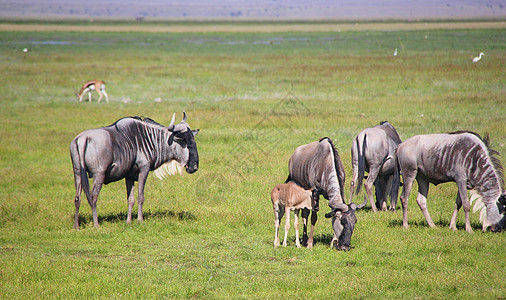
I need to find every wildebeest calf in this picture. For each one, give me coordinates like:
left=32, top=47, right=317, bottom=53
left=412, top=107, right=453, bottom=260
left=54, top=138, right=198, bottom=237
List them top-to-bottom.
left=271, top=182, right=319, bottom=248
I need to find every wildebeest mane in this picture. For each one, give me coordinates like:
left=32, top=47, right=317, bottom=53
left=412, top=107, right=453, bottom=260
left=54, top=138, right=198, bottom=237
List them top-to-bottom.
left=111, top=116, right=166, bottom=131
left=131, top=116, right=165, bottom=128
left=448, top=130, right=481, bottom=139
left=449, top=130, right=504, bottom=188
left=319, top=137, right=345, bottom=200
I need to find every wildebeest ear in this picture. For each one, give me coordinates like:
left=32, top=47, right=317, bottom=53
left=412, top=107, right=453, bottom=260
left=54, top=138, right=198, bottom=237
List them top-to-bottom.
left=192, top=129, right=199, bottom=136
left=168, top=134, right=174, bottom=146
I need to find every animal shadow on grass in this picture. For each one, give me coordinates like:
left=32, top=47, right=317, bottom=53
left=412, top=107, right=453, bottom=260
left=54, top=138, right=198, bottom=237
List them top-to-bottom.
left=77, top=209, right=196, bottom=227
left=388, top=218, right=482, bottom=231
left=311, top=233, right=334, bottom=246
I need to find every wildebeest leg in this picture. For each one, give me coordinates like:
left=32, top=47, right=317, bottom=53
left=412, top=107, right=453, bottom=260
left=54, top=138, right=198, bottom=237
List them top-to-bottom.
left=349, top=165, right=358, bottom=204
left=364, top=166, right=381, bottom=212
left=400, top=169, right=417, bottom=229
left=136, top=170, right=149, bottom=222
left=73, top=172, right=82, bottom=229
left=90, top=175, right=105, bottom=228
left=384, top=175, right=395, bottom=211
left=375, top=177, right=388, bottom=211
left=415, top=177, right=435, bottom=228
left=125, top=178, right=135, bottom=224
left=456, top=181, right=473, bottom=233
left=449, top=193, right=462, bottom=231
left=274, top=205, right=284, bottom=247
left=282, top=207, right=290, bottom=247
left=301, top=208, right=310, bottom=247
left=294, top=209, right=301, bottom=248
left=307, top=211, right=317, bottom=248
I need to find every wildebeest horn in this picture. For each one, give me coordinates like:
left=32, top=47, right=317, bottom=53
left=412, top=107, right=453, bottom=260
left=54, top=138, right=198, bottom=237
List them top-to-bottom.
left=182, top=111, right=187, bottom=123
left=168, top=113, right=176, bottom=132
left=354, top=195, right=368, bottom=210
left=325, top=203, right=349, bottom=218
left=334, top=203, right=349, bottom=212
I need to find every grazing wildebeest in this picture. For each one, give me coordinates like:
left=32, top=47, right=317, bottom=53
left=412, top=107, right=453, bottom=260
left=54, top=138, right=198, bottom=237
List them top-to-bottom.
left=70, top=112, right=199, bottom=229
left=349, top=121, right=402, bottom=211
left=396, top=131, right=506, bottom=233
left=286, top=137, right=365, bottom=250
left=271, top=182, right=319, bottom=248
left=329, top=199, right=366, bottom=249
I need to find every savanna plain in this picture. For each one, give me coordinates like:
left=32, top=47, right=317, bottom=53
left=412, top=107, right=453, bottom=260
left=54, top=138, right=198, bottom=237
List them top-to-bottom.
left=0, top=21, right=505, bottom=299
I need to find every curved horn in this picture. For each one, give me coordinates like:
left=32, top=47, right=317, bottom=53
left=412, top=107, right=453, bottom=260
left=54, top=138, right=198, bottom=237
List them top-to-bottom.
left=182, top=111, right=187, bottom=123
left=168, top=113, right=176, bottom=132
left=355, top=194, right=368, bottom=210
left=334, top=203, right=349, bottom=212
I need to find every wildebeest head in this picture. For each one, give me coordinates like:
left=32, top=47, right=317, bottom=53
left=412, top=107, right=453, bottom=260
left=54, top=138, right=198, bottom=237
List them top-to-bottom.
left=167, top=112, right=199, bottom=174
left=491, top=192, right=506, bottom=232
left=325, top=199, right=366, bottom=251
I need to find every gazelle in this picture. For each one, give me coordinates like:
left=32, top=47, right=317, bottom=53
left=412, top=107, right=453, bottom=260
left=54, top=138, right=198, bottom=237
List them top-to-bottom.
left=75, top=80, right=109, bottom=103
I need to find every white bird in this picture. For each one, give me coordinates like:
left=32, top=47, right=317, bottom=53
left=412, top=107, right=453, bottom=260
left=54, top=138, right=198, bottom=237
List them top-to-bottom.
left=22, top=48, right=28, bottom=53
left=393, top=48, right=398, bottom=56
left=472, top=52, right=484, bottom=63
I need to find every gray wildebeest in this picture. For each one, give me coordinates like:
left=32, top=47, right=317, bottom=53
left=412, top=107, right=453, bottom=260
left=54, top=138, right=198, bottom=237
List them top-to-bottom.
left=70, top=112, right=199, bottom=229
left=349, top=121, right=402, bottom=212
left=396, top=131, right=506, bottom=233
left=286, top=137, right=366, bottom=250
left=271, top=182, right=319, bottom=248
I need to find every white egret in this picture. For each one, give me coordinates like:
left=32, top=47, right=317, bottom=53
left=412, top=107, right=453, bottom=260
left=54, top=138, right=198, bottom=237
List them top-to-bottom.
left=472, top=52, right=484, bottom=63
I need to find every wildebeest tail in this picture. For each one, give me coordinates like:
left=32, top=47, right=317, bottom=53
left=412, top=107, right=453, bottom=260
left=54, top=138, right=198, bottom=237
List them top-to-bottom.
left=356, top=134, right=367, bottom=195
left=71, top=137, right=91, bottom=202
left=393, top=147, right=401, bottom=201
left=390, top=152, right=401, bottom=208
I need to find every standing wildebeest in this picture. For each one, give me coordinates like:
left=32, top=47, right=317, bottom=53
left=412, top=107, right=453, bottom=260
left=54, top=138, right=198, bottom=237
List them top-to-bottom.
left=70, top=112, right=199, bottom=229
left=349, top=121, right=402, bottom=211
left=396, top=131, right=506, bottom=233
left=286, top=137, right=366, bottom=251
left=271, top=182, right=319, bottom=248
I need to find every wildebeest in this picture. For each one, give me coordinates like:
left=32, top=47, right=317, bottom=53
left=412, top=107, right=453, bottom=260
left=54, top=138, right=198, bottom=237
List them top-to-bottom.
left=70, top=112, right=199, bottom=229
left=349, top=121, right=402, bottom=211
left=396, top=131, right=506, bottom=233
left=286, top=137, right=364, bottom=250
left=271, top=182, right=319, bottom=248
left=329, top=199, right=366, bottom=250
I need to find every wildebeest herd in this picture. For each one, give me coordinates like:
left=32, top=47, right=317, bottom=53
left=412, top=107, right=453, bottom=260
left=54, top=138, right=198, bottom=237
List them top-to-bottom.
left=70, top=114, right=506, bottom=251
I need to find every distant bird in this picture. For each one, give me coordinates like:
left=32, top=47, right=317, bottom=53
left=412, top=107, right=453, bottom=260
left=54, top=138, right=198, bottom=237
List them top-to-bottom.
left=22, top=48, right=28, bottom=53
left=393, top=48, right=398, bottom=56
left=472, top=52, right=484, bottom=63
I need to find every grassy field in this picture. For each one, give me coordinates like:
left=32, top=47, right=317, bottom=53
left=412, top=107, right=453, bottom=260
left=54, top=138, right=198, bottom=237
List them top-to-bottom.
left=0, top=22, right=505, bottom=298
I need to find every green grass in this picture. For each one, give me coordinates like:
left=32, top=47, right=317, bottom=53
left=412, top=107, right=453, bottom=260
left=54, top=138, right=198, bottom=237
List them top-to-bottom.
left=0, top=24, right=505, bottom=299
